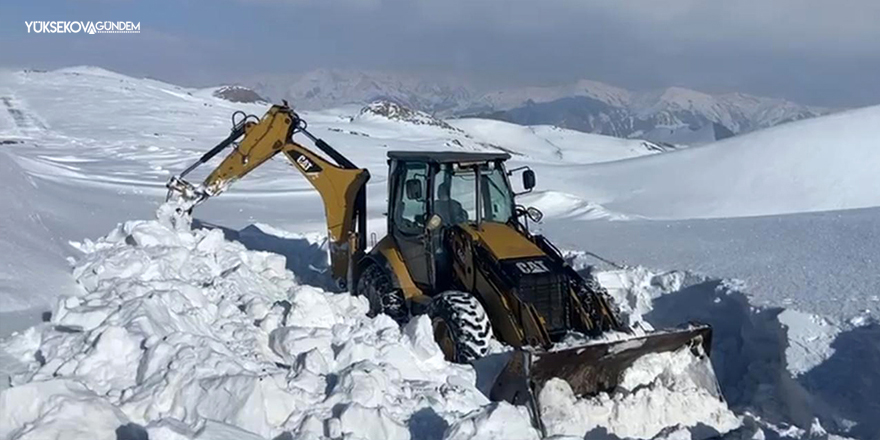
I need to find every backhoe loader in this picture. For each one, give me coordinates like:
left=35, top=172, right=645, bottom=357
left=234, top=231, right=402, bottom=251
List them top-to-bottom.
left=167, top=103, right=721, bottom=432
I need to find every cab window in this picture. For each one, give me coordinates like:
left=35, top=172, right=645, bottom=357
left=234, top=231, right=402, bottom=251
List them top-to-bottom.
left=394, top=162, right=428, bottom=234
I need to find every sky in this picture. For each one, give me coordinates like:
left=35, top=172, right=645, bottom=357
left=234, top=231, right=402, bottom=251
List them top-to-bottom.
left=2, top=0, right=880, bottom=108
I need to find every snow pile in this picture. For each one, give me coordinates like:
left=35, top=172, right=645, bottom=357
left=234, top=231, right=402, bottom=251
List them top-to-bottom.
left=0, top=206, right=494, bottom=440
left=539, top=346, right=739, bottom=439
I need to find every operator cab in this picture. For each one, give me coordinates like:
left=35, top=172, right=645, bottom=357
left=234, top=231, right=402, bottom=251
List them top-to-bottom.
left=386, top=151, right=536, bottom=292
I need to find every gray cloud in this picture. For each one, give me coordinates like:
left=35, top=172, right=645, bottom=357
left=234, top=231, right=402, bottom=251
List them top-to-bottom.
left=2, top=0, right=878, bottom=107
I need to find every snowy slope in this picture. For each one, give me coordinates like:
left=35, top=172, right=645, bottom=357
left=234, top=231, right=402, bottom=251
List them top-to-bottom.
left=552, top=105, right=880, bottom=219
left=450, top=118, right=672, bottom=164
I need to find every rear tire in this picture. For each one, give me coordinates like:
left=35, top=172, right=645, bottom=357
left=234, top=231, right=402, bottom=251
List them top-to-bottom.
left=355, top=263, right=409, bottom=325
left=429, top=291, right=492, bottom=363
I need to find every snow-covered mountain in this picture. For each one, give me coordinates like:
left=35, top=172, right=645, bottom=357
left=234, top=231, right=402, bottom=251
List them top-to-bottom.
left=249, top=69, right=828, bottom=145
left=251, top=69, right=474, bottom=115
left=466, top=84, right=827, bottom=145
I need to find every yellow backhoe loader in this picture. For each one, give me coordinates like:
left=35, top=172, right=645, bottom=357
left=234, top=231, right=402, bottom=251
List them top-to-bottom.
left=167, top=103, right=720, bottom=432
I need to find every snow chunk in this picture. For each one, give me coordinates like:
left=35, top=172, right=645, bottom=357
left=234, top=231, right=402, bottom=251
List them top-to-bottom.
left=778, top=309, right=840, bottom=376
left=73, top=325, right=143, bottom=395
left=539, top=347, right=740, bottom=439
left=0, top=380, right=130, bottom=440
left=443, top=402, right=540, bottom=440
left=338, top=403, right=410, bottom=440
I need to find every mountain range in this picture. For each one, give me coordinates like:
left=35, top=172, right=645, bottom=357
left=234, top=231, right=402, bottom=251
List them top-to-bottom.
left=245, top=69, right=829, bottom=145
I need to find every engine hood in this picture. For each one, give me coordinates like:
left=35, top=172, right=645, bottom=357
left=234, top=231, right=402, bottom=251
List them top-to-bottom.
left=459, top=222, right=545, bottom=261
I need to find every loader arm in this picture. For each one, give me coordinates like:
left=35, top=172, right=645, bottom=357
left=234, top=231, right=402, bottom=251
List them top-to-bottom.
left=168, top=104, right=370, bottom=288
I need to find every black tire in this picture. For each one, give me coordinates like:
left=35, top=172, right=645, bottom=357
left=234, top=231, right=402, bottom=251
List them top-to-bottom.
left=355, top=263, right=409, bottom=325
left=429, top=291, right=492, bottom=363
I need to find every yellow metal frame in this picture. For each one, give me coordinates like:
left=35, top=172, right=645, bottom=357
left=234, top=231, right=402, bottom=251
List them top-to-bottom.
left=200, top=105, right=369, bottom=283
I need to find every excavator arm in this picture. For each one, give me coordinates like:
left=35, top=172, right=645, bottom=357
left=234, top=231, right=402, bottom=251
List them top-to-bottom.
left=167, top=104, right=370, bottom=288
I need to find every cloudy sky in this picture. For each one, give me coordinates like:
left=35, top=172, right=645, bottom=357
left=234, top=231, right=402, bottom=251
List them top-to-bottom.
left=2, top=0, right=879, bottom=107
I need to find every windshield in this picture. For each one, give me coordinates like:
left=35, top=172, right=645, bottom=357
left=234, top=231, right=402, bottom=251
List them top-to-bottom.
left=433, top=162, right=514, bottom=225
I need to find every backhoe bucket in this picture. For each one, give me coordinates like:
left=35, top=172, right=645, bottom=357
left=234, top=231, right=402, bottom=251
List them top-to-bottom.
left=490, top=325, right=718, bottom=430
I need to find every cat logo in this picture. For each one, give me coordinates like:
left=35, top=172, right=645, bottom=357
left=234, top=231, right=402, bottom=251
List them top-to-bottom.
left=294, top=153, right=319, bottom=173
left=515, top=260, right=550, bottom=274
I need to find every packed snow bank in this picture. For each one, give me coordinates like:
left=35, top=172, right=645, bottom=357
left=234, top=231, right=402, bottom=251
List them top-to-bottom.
left=562, top=105, right=880, bottom=219
left=0, top=206, right=493, bottom=439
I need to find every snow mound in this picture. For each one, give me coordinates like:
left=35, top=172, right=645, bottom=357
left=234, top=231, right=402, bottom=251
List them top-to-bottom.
left=1, top=205, right=489, bottom=439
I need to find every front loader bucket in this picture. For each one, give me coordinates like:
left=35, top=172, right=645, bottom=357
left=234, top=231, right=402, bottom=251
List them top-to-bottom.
left=490, top=325, right=717, bottom=431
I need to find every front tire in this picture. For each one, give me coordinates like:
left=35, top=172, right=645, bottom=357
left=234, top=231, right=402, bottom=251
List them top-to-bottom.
left=355, top=263, right=409, bottom=325
left=429, top=291, right=492, bottom=363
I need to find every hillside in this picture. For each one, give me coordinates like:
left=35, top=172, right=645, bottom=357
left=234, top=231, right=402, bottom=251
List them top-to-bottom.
left=550, top=105, right=880, bottom=219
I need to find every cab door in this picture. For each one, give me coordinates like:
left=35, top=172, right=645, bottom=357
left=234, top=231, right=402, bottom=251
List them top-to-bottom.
left=389, top=161, right=435, bottom=290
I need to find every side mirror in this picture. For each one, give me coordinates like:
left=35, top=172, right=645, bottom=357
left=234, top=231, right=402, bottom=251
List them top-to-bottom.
left=522, top=169, right=536, bottom=190
left=405, top=178, right=423, bottom=200
left=527, top=206, right=543, bottom=223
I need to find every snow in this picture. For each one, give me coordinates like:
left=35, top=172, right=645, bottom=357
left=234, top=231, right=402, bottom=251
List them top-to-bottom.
left=0, top=66, right=878, bottom=440
left=552, top=105, right=880, bottom=219
left=450, top=118, right=666, bottom=164
left=541, top=206, right=880, bottom=321
left=1, top=209, right=493, bottom=439
left=777, top=310, right=840, bottom=377
left=538, top=350, right=739, bottom=439
left=442, top=403, right=539, bottom=440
